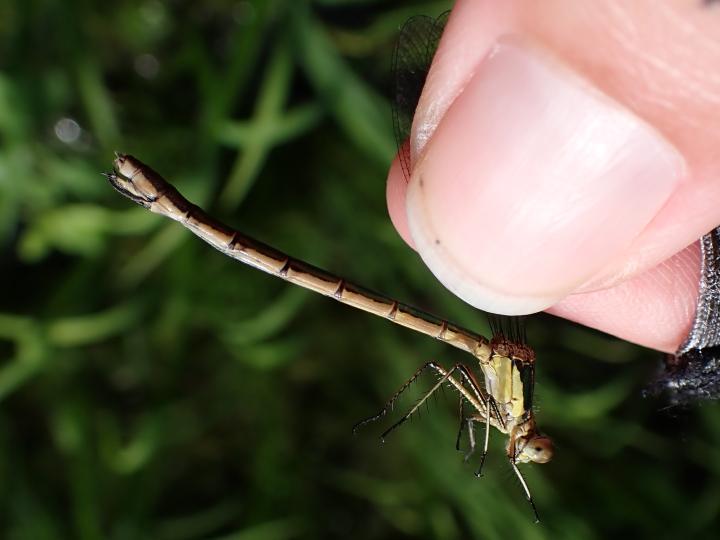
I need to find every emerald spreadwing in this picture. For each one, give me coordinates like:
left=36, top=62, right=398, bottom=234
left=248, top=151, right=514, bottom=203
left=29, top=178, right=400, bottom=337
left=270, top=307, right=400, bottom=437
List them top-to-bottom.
left=106, top=11, right=553, bottom=523
left=106, top=150, right=552, bottom=522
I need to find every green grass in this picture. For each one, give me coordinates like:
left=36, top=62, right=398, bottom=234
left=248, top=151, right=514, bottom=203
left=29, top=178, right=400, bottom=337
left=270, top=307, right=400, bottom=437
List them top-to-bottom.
left=1, top=1, right=719, bottom=538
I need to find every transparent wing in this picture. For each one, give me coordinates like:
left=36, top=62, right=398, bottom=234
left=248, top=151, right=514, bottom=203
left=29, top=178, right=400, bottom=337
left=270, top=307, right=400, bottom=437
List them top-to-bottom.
left=392, top=11, right=450, bottom=183
left=488, top=314, right=528, bottom=345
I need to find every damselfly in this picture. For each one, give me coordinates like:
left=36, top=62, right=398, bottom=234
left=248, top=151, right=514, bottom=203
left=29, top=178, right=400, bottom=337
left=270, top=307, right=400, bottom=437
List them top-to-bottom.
left=105, top=9, right=553, bottom=524
left=106, top=151, right=552, bottom=522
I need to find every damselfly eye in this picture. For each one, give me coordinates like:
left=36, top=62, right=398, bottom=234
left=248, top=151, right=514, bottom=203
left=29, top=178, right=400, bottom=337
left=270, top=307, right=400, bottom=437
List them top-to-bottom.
left=524, top=436, right=554, bottom=464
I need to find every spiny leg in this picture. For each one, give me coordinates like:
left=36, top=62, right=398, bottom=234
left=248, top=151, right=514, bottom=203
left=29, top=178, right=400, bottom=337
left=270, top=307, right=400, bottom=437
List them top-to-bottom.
left=352, top=361, right=444, bottom=435
left=377, top=362, right=465, bottom=442
left=450, top=362, right=505, bottom=426
left=376, top=363, right=490, bottom=444
left=445, top=363, right=504, bottom=477
left=445, top=364, right=501, bottom=475
left=454, top=373, right=509, bottom=476
left=481, top=395, right=508, bottom=476
left=455, top=396, right=465, bottom=452
left=455, top=400, right=478, bottom=462
left=457, top=410, right=491, bottom=476
left=473, top=411, right=491, bottom=477
left=510, top=459, right=541, bottom=524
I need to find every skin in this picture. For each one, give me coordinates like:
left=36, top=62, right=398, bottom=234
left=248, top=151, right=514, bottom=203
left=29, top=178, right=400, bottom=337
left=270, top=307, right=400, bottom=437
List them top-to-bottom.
left=387, top=0, right=720, bottom=353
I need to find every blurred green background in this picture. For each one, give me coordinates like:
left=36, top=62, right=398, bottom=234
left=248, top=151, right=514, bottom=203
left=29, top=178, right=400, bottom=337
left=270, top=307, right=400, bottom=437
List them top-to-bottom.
left=2, top=0, right=720, bottom=538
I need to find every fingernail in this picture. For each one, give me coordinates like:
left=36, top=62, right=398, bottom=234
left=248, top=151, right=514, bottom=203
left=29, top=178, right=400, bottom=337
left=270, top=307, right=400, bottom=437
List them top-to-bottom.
left=406, top=39, right=685, bottom=315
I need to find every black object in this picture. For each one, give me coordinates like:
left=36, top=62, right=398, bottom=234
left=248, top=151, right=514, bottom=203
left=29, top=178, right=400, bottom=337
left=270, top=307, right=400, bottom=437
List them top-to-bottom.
left=652, top=229, right=720, bottom=402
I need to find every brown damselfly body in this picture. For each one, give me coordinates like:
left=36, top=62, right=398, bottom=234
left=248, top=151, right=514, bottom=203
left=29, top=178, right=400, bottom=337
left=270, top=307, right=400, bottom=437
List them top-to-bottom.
left=105, top=11, right=552, bottom=525
left=107, top=151, right=552, bottom=522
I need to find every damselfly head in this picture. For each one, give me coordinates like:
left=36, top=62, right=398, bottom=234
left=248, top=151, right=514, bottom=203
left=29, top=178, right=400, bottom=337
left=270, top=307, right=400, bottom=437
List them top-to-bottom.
left=516, top=433, right=554, bottom=464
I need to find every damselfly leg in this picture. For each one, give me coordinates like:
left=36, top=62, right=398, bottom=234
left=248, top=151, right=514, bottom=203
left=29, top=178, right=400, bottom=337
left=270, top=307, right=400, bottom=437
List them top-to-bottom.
left=352, top=361, right=443, bottom=436
left=353, top=362, right=497, bottom=451
left=456, top=391, right=495, bottom=476
left=455, top=398, right=471, bottom=455
left=510, top=458, right=541, bottom=524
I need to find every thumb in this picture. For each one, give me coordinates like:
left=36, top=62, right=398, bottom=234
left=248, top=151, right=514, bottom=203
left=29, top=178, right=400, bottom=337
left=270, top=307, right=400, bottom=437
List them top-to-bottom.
left=387, top=0, right=720, bottom=352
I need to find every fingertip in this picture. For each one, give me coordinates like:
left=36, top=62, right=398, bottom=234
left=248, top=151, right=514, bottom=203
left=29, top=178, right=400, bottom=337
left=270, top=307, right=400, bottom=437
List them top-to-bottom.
left=388, top=0, right=715, bottom=350
left=405, top=38, right=683, bottom=316
left=386, top=150, right=416, bottom=250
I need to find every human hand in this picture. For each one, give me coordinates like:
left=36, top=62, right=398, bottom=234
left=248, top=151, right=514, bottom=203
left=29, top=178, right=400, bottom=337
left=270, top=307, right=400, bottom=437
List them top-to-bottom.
left=387, top=0, right=720, bottom=354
